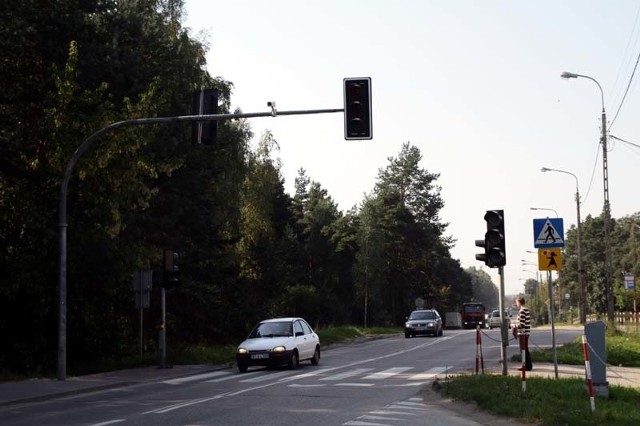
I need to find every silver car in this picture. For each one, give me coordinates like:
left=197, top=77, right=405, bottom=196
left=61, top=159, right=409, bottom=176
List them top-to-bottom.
left=404, top=309, right=443, bottom=338
left=487, top=310, right=511, bottom=329
left=236, top=317, right=321, bottom=373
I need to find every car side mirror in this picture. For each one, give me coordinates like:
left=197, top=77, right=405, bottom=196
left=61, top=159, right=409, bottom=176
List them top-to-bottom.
left=405, top=316, right=409, bottom=321
left=295, top=331, right=304, bottom=337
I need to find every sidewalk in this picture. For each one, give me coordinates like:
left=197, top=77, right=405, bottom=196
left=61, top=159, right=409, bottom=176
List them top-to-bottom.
left=486, top=361, right=640, bottom=389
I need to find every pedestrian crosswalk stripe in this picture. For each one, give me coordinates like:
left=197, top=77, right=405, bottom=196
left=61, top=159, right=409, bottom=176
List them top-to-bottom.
left=408, top=366, right=449, bottom=380
left=362, top=367, right=413, bottom=380
left=319, top=368, right=373, bottom=381
left=240, top=370, right=291, bottom=383
left=163, top=371, right=230, bottom=385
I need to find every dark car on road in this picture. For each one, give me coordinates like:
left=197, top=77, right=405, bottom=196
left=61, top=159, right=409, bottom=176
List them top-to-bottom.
left=404, top=309, right=443, bottom=338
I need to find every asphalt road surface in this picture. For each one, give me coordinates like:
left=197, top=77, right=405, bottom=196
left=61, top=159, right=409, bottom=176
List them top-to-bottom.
left=0, top=327, right=580, bottom=426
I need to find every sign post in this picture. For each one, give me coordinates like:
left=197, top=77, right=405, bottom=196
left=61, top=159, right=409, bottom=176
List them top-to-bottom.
left=532, top=217, right=565, bottom=379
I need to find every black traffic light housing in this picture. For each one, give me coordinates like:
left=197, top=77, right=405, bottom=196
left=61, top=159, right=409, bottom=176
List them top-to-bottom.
left=343, top=77, right=372, bottom=140
left=192, top=89, right=218, bottom=145
left=475, top=210, right=506, bottom=268
left=484, top=210, right=506, bottom=267
left=162, top=249, right=181, bottom=289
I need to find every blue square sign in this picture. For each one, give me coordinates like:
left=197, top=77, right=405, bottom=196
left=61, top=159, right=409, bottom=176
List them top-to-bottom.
left=533, top=218, right=564, bottom=248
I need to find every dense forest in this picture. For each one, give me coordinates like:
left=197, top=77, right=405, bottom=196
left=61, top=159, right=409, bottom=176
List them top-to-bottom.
left=0, top=0, right=486, bottom=376
left=1, top=1, right=637, bottom=377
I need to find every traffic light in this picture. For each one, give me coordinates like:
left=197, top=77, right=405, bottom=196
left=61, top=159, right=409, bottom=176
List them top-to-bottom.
left=343, top=77, right=372, bottom=140
left=192, top=89, right=218, bottom=145
left=475, top=210, right=506, bottom=268
left=484, top=210, right=506, bottom=268
left=475, top=238, right=487, bottom=264
left=162, top=249, right=181, bottom=289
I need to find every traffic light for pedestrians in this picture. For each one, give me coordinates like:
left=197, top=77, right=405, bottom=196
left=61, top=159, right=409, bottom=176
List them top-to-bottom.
left=343, top=77, right=372, bottom=140
left=192, top=89, right=218, bottom=145
left=484, top=210, right=506, bottom=268
left=162, top=249, right=181, bottom=289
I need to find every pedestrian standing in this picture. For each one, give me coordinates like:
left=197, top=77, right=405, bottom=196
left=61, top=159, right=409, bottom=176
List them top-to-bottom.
left=514, top=296, right=532, bottom=371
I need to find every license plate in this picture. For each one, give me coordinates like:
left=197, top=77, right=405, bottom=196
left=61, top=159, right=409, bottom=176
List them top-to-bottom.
left=251, top=353, right=269, bottom=360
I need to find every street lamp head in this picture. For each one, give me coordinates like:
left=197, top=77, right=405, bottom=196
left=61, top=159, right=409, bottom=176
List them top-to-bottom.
left=561, top=71, right=578, bottom=79
left=540, top=167, right=551, bottom=172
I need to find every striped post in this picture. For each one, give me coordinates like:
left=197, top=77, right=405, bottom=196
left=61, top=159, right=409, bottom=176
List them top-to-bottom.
left=519, top=333, right=526, bottom=392
left=582, top=335, right=596, bottom=412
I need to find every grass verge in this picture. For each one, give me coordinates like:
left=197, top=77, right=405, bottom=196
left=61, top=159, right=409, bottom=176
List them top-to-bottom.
left=440, top=327, right=640, bottom=426
left=437, top=374, right=640, bottom=426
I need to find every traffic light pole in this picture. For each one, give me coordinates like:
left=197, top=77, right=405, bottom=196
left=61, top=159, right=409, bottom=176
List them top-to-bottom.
left=57, top=107, right=344, bottom=380
left=498, top=266, right=508, bottom=376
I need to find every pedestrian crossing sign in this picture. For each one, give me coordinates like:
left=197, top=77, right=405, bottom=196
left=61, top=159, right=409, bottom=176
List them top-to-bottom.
left=533, top=218, right=564, bottom=248
left=538, top=248, right=563, bottom=271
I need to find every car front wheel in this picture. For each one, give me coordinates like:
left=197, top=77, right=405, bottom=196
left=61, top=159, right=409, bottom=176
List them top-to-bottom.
left=311, top=346, right=320, bottom=365
left=288, top=351, right=299, bottom=370
left=238, top=362, right=248, bottom=373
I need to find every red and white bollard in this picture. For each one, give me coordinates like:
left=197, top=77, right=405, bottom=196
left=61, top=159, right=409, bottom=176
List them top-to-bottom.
left=582, top=335, right=596, bottom=412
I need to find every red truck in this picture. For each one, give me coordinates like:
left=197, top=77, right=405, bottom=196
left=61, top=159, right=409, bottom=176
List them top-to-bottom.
left=461, top=302, right=486, bottom=329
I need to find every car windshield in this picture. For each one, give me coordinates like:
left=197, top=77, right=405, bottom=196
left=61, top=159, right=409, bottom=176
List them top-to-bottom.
left=409, top=311, right=435, bottom=320
left=248, top=321, right=293, bottom=338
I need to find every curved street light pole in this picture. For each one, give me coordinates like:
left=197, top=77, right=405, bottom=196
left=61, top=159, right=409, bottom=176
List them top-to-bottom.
left=561, top=71, right=613, bottom=321
left=541, top=167, right=586, bottom=324
left=530, top=207, right=558, bottom=218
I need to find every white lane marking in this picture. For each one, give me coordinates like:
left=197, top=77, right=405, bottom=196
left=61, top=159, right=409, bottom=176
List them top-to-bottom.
left=407, top=366, right=449, bottom=380
left=362, top=367, right=412, bottom=380
left=319, top=368, right=373, bottom=381
left=206, top=370, right=260, bottom=382
left=240, top=370, right=292, bottom=383
left=163, top=371, right=230, bottom=385
left=288, top=383, right=327, bottom=388
left=334, top=383, right=375, bottom=387
left=143, top=393, right=229, bottom=414
left=394, top=401, right=428, bottom=407
left=386, top=404, right=428, bottom=411
left=369, top=410, right=417, bottom=416
left=360, top=414, right=408, bottom=421
left=90, top=420, right=125, bottom=426
left=343, top=422, right=393, bottom=426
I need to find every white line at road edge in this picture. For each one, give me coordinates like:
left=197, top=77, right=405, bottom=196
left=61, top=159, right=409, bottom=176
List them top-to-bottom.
left=146, top=334, right=457, bottom=414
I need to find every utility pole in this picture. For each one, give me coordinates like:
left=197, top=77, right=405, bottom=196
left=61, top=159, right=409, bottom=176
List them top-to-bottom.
left=601, top=107, right=614, bottom=322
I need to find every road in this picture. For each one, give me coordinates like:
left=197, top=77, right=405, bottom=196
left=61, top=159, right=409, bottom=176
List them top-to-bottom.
left=0, top=327, right=580, bottom=425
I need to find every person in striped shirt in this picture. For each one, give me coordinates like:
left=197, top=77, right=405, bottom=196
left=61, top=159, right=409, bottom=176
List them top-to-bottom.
left=515, top=296, right=532, bottom=371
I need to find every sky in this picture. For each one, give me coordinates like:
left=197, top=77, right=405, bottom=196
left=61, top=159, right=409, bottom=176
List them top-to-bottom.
left=183, top=0, right=640, bottom=296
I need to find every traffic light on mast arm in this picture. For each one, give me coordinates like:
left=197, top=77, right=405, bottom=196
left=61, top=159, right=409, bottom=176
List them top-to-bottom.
left=343, top=77, right=372, bottom=140
left=192, top=89, right=218, bottom=145
left=475, top=210, right=506, bottom=268
left=162, top=249, right=181, bottom=289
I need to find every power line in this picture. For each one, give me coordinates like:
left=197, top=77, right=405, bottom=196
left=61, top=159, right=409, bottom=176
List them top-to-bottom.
left=610, top=4, right=640, bottom=130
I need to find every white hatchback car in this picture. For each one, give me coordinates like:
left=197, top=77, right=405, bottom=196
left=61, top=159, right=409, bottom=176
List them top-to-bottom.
left=236, top=317, right=321, bottom=373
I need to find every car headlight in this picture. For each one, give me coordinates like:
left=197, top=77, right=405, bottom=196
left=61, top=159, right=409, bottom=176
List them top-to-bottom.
left=405, top=322, right=411, bottom=327
left=427, top=322, right=434, bottom=327
left=272, top=346, right=286, bottom=353
left=237, top=348, right=248, bottom=354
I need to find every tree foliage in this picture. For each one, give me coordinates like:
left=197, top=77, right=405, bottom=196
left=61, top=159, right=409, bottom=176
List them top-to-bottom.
left=1, top=2, right=486, bottom=376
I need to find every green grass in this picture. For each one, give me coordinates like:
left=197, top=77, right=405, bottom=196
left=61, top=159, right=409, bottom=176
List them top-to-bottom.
left=441, top=327, right=640, bottom=425
left=514, top=327, right=640, bottom=367
left=437, top=374, right=640, bottom=426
